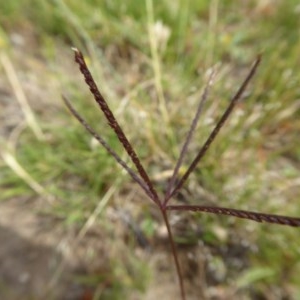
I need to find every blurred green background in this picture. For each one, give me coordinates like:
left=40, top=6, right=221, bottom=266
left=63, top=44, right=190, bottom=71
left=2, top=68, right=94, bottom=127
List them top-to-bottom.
left=0, top=0, right=299, bottom=299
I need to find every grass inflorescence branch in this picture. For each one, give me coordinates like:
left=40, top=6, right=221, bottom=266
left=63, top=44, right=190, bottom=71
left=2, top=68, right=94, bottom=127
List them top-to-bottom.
left=71, top=48, right=160, bottom=206
left=166, top=55, right=262, bottom=201
left=167, top=205, right=300, bottom=227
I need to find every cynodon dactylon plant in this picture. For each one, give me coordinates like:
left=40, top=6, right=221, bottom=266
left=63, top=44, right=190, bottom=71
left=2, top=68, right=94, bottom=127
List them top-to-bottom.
left=63, top=48, right=300, bottom=300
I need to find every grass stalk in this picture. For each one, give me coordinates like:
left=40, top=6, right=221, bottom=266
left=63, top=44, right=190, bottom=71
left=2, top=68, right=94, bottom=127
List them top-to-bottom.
left=146, top=0, right=170, bottom=126
left=64, top=48, right=300, bottom=299
left=0, top=52, right=45, bottom=140
left=161, top=209, right=186, bottom=300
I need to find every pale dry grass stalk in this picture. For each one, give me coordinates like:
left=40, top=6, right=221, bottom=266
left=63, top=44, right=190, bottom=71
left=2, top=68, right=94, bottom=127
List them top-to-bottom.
left=146, top=0, right=170, bottom=126
left=0, top=52, right=45, bottom=140
left=1, top=150, right=46, bottom=196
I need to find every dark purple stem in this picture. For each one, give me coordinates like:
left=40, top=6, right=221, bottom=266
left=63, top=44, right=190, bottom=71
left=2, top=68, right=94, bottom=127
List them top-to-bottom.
left=161, top=209, right=186, bottom=300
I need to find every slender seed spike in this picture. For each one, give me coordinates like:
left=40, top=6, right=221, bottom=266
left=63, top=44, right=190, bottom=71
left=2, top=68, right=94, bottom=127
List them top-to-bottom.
left=72, top=48, right=160, bottom=205
left=168, top=56, right=261, bottom=200
left=164, top=69, right=215, bottom=205
left=62, top=95, right=154, bottom=200
left=167, top=205, right=300, bottom=227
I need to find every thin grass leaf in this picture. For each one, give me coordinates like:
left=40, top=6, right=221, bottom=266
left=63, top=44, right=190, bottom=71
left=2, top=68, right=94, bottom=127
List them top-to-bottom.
left=167, top=55, right=262, bottom=200
left=167, top=205, right=300, bottom=226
